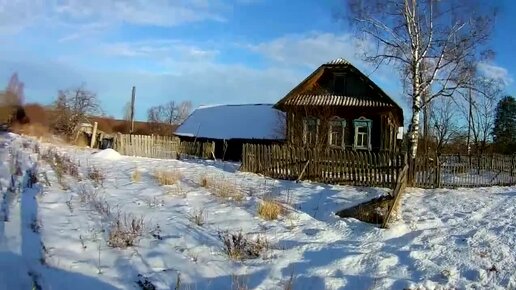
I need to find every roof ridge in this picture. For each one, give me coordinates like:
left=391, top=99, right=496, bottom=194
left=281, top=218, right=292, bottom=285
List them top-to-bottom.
left=325, top=58, right=349, bottom=65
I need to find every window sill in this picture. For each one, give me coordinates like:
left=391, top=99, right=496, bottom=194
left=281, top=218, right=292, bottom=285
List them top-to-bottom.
left=354, top=147, right=370, bottom=151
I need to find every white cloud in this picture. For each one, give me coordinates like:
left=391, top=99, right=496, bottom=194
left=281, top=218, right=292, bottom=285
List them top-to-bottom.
left=0, top=0, right=235, bottom=37
left=0, top=0, right=45, bottom=34
left=55, top=0, right=227, bottom=27
left=0, top=30, right=409, bottom=120
left=246, top=32, right=408, bottom=109
left=247, top=32, right=373, bottom=69
left=101, top=40, right=219, bottom=63
left=0, top=54, right=304, bottom=120
left=477, top=62, right=514, bottom=86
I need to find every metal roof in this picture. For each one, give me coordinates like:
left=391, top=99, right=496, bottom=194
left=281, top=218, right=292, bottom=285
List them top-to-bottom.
left=325, top=58, right=350, bottom=65
left=283, top=94, right=395, bottom=107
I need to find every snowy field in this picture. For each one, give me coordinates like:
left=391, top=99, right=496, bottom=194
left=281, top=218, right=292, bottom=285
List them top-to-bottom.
left=0, top=133, right=514, bottom=290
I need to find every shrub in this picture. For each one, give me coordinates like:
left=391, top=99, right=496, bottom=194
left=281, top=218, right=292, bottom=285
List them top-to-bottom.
left=88, top=166, right=105, bottom=187
left=154, top=169, right=182, bottom=186
left=257, top=199, right=283, bottom=221
left=188, top=208, right=206, bottom=226
left=107, top=212, right=145, bottom=248
left=218, top=231, right=269, bottom=260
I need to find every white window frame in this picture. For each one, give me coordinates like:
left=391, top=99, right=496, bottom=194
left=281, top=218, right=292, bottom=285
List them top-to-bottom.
left=303, top=117, right=319, bottom=145
left=328, top=117, right=346, bottom=148
left=353, top=117, right=372, bottom=150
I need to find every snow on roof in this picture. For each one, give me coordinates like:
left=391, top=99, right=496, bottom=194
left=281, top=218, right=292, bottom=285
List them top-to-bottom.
left=175, top=104, right=285, bottom=140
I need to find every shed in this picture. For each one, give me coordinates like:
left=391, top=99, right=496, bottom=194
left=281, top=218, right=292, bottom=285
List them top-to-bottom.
left=174, top=104, right=285, bottom=160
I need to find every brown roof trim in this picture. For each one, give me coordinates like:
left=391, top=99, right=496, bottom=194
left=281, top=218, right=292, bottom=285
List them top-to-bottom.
left=274, top=58, right=403, bottom=119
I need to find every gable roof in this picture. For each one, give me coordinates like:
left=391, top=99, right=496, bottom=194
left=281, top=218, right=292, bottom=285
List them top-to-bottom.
left=275, top=58, right=402, bottom=112
left=174, top=104, right=284, bottom=140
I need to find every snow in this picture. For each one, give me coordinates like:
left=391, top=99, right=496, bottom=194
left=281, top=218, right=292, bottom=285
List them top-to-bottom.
left=175, top=104, right=285, bottom=140
left=0, top=133, right=515, bottom=290
left=93, top=149, right=122, bottom=160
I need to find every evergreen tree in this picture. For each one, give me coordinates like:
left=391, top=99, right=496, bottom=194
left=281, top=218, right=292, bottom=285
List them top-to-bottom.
left=492, top=96, right=516, bottom=154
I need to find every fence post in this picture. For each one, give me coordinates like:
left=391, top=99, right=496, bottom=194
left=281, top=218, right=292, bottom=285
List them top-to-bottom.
left=434, top=156, right=441, bottom=188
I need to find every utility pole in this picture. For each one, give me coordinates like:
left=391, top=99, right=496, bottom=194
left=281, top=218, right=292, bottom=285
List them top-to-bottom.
left=130, top=86, right=136, bottom=134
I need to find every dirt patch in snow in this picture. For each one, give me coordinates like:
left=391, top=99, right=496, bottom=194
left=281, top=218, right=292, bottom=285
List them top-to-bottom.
left=336, top=195, right=393, bottom=224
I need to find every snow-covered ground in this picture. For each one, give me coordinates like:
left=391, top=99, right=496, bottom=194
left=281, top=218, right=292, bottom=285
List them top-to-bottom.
left=0, top=133, right=514, bottom=290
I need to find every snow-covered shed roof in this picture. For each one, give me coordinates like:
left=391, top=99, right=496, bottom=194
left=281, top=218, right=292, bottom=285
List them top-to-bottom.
left=174, top=104, right=285, bottom=140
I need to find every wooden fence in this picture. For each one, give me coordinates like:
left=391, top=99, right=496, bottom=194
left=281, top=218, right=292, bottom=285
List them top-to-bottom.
left=113, top=134, right=215, bottom=160
left=114, top=134, right=180, bottom=159
left=179, top=141, right=215, bottom=159
left=242, top=144, right=406, bottom=188
left=412, top=154, right=516, bottom=188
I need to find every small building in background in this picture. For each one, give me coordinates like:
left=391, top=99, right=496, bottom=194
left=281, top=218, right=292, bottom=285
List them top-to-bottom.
left=174, top=104, right=285, bottom=161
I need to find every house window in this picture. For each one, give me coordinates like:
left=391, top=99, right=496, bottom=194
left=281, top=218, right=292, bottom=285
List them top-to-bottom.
left=303, top=117, right=319, bottom=145
left=329, top=117, right=346, bottom=148
left=353, top=117, right=372, bottom=150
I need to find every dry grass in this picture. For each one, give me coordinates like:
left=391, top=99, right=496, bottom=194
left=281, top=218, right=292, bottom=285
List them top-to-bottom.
left=10, top=123, right=51, bottom=139
left=74, top=133, right=89, bottom=147
left=41, top=148, right=80, bottom=187
left=88, top=166, right=105, bottom=187
left=131, top=168, right=141, bottom=183
left=154, top=169, right=182, bottom=186
left=199, top=174, right=209, bottom=188
left=199, top=175, right=244, bottom=202
left=257, top=199, right=283, bottom=221
left=188, top=208, right=206, bottom=226
left=107, top=212, right=145, bottom=248
left=218, top=231, right=270, bottom=260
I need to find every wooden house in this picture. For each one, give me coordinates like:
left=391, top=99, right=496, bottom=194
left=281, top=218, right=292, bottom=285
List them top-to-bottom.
left=274, top=58, right=403, bottom=152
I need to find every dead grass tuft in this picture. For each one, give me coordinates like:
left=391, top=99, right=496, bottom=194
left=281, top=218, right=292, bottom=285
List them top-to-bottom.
left=88, top=166, right=105, bottom=187
left=131, top=168, right=141, bottom=183
left=154, top=169, right=182, bottom=186
left=199, top=174, right=209, bottom=188
left=199, top=175, right=244, bottom=202
left=257, top=199, right=283, bottom=221
left=188, top=208, right=207, bottom=226
left=107, top=212, right=145, bottom=248
left=218, top=231, right=269, bottom=260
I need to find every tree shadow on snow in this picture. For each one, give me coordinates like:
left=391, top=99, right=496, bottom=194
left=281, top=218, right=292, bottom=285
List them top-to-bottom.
left=178, top=156, right=241, bottom=173
left=5, top=164, right=120, bottom=290
left=270, top=179, right=389, bottom=223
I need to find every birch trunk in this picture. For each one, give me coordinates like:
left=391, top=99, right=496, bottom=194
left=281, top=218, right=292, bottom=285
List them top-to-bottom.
left=409, top=99, right=421, bottom=159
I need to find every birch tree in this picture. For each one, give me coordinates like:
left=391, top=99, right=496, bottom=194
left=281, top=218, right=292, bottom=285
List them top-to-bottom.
left=344, top=0, right=496, bottom=160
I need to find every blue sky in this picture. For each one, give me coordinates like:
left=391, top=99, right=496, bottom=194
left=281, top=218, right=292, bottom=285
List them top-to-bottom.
left=0, top=0, right=514, bottom=121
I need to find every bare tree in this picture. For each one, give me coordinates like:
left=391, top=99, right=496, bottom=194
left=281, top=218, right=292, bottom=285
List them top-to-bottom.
left=344, top=0, right=497, bottom=160
left=0, top=73, right=25, bottom=124
left=6, top=73, right=24, bottom=104
left=469, top=85, right=500, bottom=156
left=52, top=86, right=100, bottom=138
left=430, top=97, right=459, bottom=155
left=147, top=101, right=192, bottom=135
left=176, top=101, right=192, bottom=124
